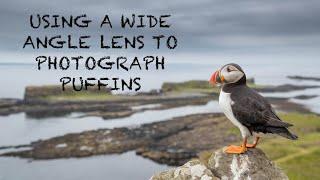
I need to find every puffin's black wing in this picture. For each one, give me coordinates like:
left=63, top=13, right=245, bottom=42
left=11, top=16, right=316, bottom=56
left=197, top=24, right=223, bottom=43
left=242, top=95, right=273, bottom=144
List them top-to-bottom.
left=230, top=85, right=297, bottom=139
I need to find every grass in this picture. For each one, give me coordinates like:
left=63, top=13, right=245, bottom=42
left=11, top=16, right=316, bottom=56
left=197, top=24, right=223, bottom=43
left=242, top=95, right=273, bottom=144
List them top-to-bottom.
left=36, top=80, right=266, bottom=101
left=161, top=80, right=264, bottom=94
left=161, top=80, right=217, bottom=93
left=28, top=82, right=319, bottom=179
left=247, top=83, right=266, bottom=89
left=25, top=85, right=123, bottom=102
left=44, top=91, right=123, bottom=101
left=199, top=113, right=320, bottom=180
left=259, top=113, right=320, bottom=180
left=277, top=148, right=320, bottom=179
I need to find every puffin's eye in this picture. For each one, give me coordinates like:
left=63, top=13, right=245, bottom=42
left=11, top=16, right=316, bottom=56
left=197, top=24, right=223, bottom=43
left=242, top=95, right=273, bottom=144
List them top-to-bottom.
left=227, top=66, right=237, bottom=72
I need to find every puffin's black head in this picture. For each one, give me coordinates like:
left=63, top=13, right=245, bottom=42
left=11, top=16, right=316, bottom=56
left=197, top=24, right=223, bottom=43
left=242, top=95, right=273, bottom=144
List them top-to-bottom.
left=209, top=63, right=246, bottom=86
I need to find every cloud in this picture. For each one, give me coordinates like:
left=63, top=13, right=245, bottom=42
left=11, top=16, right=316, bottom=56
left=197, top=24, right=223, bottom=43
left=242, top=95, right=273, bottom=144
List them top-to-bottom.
left=1, top=0, right=320, bottom=61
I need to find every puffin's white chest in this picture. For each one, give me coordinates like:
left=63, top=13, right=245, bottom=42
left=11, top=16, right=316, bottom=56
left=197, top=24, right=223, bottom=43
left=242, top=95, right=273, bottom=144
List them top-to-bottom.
left=219, top=90, right=250, bottom=138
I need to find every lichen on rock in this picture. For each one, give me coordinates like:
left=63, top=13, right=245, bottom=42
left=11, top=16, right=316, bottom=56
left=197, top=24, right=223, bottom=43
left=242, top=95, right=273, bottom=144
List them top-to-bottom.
left=152, top=148, right=288, bottom=180
left=208, top=148, right=288, bottom=180
left=151, top=160, right=217, bottom=180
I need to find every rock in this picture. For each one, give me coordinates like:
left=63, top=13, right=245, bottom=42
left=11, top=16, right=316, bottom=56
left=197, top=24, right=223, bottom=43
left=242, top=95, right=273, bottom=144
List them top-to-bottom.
left=287, top=75, right=320, bottom=82
left=246, top=78, right=255, bottom=84
left=161, top=80, right=212, bottom=92
left=254, top=84, right=320, bottom=93
left=24, top=85, right=111, bottom=102
left=0, top=86, right=214, bottom=117
left=137, top=89, right=163, bottom=96
left=293, top=95, right=318, bottom=100
left=0, top=98, right=22, bottom=108
left=83, top=110, right=135, bottom=120
left=1, top=113, right=234, bottom=164
left=136, top=147, right=198, bottom=166
left=152, top=148, right=288, bottom=180
left=209, top=148, right=288, bottom=180
left=151, top=160, right=218, bottom=180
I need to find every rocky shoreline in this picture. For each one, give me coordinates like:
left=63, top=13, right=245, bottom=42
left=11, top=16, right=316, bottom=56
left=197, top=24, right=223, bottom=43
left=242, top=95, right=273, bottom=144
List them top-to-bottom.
left=288, top=75, right=320, bottom=82
left=0, top=79, right=319, bottom=166
left=0, top=80, right=318, bottom=118
left=0, top=95, right=214, bottom=118
left=0, top=98, right=312, bottom=165
left=1, top=113, right=229, bottom=165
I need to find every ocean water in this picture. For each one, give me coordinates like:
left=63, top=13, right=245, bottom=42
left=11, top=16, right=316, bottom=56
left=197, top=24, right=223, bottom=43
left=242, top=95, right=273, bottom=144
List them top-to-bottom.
left=0, top=59, right=319, bottom=98
left=0, top=60, right=319, bottom=180
left=1, top=60, right=319, bottom=114
left=0, top=101, right=220, bottom=147
left=0, top=101, right=220, bottom=180
left=0, top=151, right=171, bottom=180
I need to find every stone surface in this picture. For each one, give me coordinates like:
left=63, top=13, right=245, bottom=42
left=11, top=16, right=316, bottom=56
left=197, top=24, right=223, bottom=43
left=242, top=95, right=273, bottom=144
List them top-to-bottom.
left=287, top=75, right=320, bottom=82
left=0, top=81, right=315, bottom=117
left=24, top=85, right=111, bottom=102
left=0, top=88, right=214, bottom=117
left=2, top=113, right=233, bottom=164
left=152, top=148, right=288, bottom=180
left=207, top=148, right=288, bottom=180
left=151, top=160, right=218, bottom=180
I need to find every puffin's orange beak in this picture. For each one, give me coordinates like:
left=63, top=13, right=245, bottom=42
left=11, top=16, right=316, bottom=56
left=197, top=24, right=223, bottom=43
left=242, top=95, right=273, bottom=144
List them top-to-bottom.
left=209, top=70, right=223, bottom=86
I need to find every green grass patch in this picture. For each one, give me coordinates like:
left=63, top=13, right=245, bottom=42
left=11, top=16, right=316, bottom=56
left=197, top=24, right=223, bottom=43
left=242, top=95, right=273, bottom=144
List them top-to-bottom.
left=160, top=80, right=263, bottom=94
left=161, top=80, right=219, bottom=93
left=247, top=83, right=265, bottom=89
left=44, top=91, right=122, bottom=101
left=258, top=113, right=320, bottom=180
left=226, top=126, right=240, bottom=136
left=278, top=148, right=320, bottom=180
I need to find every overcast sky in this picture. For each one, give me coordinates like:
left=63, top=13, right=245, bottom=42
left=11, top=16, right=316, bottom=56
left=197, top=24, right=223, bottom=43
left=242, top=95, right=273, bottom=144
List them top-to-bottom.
left=1, top=0, right=320, bottom=63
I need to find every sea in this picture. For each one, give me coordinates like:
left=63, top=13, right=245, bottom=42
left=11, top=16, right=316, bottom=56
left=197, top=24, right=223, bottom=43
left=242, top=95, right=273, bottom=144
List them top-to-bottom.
left=0, top=59, right=319, bottom=180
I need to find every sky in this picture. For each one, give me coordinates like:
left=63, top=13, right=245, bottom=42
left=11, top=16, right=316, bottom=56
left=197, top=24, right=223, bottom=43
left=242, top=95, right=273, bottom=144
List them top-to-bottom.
left=1, top=0, right=320, bottom=63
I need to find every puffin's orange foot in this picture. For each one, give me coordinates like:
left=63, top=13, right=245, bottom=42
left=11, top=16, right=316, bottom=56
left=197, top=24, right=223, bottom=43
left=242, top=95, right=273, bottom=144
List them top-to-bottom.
left=246, top=137, right=260, bottom=148
left=246, top=143, right=256, bottom=148
left=224, top=145, right=247, bottom=154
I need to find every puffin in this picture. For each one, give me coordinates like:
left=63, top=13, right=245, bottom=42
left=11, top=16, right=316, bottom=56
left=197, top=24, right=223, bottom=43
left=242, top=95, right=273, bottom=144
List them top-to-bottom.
left=209, top=63, right=297, bottom=154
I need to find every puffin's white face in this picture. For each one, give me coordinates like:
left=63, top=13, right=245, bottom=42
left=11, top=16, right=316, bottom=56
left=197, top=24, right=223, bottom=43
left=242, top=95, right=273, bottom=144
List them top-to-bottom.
left=209, top=64, right=245, bottom=86
left=219, top=64, right=245, bottom=84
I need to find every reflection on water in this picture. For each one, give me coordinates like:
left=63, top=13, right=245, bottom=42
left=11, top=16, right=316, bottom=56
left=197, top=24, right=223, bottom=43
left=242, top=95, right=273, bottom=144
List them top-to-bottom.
left=0, top=61, right=320, bottom=180
left=1, top=61, right=320, bottom=98
left=261, top=88, right=320, bottom=113
left=261, top=88, right=320, bottom=98
left=291, top=97, right=320, bottom=114
left=0, top=98, right=220, bottom=179
left=0, top=101, right=220, bottom=147
left=0, top=101, right=221, bottom=179
left=131, top=103, right=162, bottom=110
left=0, top=151, right=170, bottom=180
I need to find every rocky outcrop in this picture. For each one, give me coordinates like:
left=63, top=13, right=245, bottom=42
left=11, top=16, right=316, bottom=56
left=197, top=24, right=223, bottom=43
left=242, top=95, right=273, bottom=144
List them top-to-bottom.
left=287, top=75, right=320, bottom=82
left=161, top=79, right=254, bottom=93
left=0, top=81, right=316, bottom=117
left=254, top=84, right=319, bottom=93
left=24, top=85, right=111, bottom=102
left=0, top=88, right=214, bottom=117
left=1, top=113, right=234, bottom=165
left=152, top=148, right=288, bottom=180
left=208, top=148, right=288, bottom=180
left=152, top=160, right=217, bottom=180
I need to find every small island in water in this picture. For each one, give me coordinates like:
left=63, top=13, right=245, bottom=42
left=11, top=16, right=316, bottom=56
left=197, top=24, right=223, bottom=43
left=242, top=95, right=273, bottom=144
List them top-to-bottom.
left=0, top=76, right=319, bottom=179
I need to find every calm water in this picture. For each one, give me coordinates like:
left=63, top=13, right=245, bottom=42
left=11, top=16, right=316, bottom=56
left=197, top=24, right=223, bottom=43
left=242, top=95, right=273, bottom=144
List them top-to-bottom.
left=0, top=59, right=319, bottom=98
left=0, top=60, right=319, bottom=180
left=262, top=88, right=320, bottom=113
left=0, top=101, right=220, bottom=147
left=0, top=101, right=220, bottom=180
left=0, top=151, right=171, bottom=180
